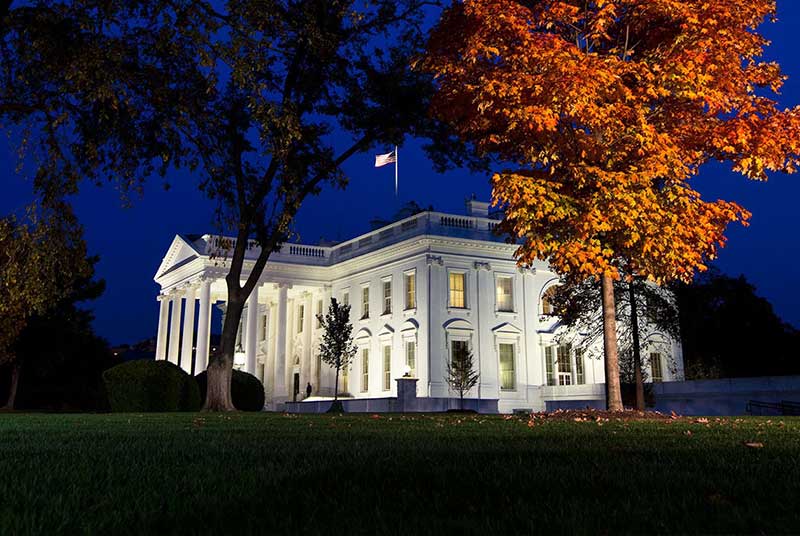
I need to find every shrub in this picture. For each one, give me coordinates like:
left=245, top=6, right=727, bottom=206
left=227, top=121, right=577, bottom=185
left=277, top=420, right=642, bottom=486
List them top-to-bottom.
left=103, top=360, right=201, bottom=412
left=195, top=369, right=265, bottom=411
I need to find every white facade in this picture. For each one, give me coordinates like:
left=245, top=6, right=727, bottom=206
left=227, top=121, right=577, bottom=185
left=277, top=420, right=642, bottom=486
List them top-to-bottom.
left=153, top=200, right=683, bottom=412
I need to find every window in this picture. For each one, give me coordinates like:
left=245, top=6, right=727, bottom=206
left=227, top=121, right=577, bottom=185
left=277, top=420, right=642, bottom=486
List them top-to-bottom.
left=405, top=271, right=416, bottom=309
left=449, top=272, right=466, bottom=308
left=496, top=276, right=514, bottom=312
left=382, top=279, right=392, bottom=315
left=361, top=285, right=370, bottom=319
left=541, top=286, right=558, bottom=316
left=342, top=291, right=349, bottom=307
left=316, top=299, right=323, bottom=329
left=297, top=304, right=304, bottom=333
left=261, top=314, right=268, bottom=341
left=451, top=339, right=469, bottom=364
left=405, top=340, right=416, bottom=377
left=499, top=343, right=516, bottom=390
left=557, top=344, right=572, bottom=385
left=383, top=345, right=391, bottom=390
left=545, top=346, right=555, bottom=386
left=361, top=348, right=369, bottom=392
left=575, top=349, right=585, bottom=385
left=650, top=352, right=663, bottom=382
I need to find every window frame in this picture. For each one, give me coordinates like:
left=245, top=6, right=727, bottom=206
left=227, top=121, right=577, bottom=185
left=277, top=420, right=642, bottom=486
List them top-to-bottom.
left=404, top=269, right=416, bottom=311
left=448, top=270, right=467, bottom=309
left=495, top=274, right=515, bottom=313
left=382, top=277, right=392, bottom=316
left=360, top=284, right=370, bottom=320
left=541, top=285, right=559, bottom=316
left=297, top=304, right=305, bottom=333
left=498, top=342, right=517, bottom=391
left=383, top=344, right=391, bottom=391
left=361, top=347, right=370, bottom=393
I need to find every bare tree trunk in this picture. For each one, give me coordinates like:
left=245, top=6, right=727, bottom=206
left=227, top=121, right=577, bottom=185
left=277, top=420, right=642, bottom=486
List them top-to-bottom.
left=601, top=274, right=624, bottom=411
left=629, top=281, right=645, bottom=411
left=204, top=290, right=244, bottom=411
left=1, top=363, right=20, bottom=410
left=333, top=365, right=340, bottom=401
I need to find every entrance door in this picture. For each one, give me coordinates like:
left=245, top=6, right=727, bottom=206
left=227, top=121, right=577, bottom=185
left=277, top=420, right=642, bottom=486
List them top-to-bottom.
left=293, top=372, right=300, bottom=402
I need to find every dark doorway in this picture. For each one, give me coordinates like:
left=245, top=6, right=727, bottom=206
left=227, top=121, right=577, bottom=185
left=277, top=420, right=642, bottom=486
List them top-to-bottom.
left=293, top=373, right=300, bottom=402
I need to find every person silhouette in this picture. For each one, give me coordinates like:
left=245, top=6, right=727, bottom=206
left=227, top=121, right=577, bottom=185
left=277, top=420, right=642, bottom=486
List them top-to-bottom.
left=306, top=382, right=312, bottom=399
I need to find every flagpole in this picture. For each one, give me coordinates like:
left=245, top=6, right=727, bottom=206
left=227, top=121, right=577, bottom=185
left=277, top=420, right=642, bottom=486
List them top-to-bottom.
left=394, top=146, right=398, bottom=196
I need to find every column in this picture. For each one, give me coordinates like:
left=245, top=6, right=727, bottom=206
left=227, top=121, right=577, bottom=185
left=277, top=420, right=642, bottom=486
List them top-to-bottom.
left=195, top=279, right=212, bottom=373
left=273, top=283, right=290, bottom=401
left=245, top=285, right=260, bottom=375
left=180, top=287, right=197, bottom=374
left=167, top=291, right=183, bottom=365
left=301, top=291, right=313, bottom=393
left=155, top=295, right=170, bottom=360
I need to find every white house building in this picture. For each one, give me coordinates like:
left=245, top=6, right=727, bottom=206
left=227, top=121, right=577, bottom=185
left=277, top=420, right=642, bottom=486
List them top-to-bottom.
left=153, top=199, right=683, bottom=413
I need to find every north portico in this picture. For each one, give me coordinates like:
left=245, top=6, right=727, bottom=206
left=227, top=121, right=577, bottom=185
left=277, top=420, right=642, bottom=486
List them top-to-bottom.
left=153, top=200, right=684, bottom=412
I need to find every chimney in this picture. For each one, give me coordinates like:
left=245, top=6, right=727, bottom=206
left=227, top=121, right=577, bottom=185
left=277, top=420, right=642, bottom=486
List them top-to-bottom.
left=465, top=196, right=490, bottom=217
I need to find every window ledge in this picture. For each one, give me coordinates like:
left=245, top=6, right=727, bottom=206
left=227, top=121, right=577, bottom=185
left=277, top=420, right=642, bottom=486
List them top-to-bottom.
left=403, top=307, right=417, bottom=316
left=495, top=310, right=517, bottom=317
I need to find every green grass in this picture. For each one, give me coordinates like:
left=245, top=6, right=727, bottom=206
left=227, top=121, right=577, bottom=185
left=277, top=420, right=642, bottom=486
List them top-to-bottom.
left=0, top=413, right=798, bottom=535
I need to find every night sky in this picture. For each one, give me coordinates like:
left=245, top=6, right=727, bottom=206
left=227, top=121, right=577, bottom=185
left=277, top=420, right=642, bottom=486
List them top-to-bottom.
left=2, top=3, right=800, bottom=345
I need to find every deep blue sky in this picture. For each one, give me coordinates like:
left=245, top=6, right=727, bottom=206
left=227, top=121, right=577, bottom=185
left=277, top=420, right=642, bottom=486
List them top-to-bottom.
left=3, top=3, right=800, bottom=344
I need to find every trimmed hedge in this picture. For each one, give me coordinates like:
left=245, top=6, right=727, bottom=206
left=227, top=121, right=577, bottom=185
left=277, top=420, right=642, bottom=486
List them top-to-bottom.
left=103, top=360, right=201, bottom=412
left=195, top=370, right=265, bottom=411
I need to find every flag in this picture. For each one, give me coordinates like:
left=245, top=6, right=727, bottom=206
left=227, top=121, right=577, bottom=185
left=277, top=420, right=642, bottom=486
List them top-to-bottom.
left=374, top=149, right=397, bottom=168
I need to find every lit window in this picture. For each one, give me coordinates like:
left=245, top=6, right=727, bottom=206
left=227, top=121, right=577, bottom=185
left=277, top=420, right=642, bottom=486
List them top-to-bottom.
left=405, top=271, right=416, bottom=309
left=449, top=272, right=466, bottom=308
left=496, top=276, right=514, bottom=312
left=383, top=279, right=392, bottom=315
left=361, top=286, right=370, bottom=319
left=541, top=286, right=558, bottom=316
left=342, top=291, right=349, bottom=307
left=316, top=299, right=323, bottom=329
left=297, top=304, right=304, bottom=333
left=261, top=314, right=268, bottom=341
left=405, top=340, right=416, bottom=376
left=499, top=343, right=515, bottom=390
left=557, top=344, right=572, bottom=385
left=383, top=345, right=391, bottom=390
left=545, top=347, right=555, bottom=386
left=361, top=348, right=369, bottom=392
left=651, top=352, right=663, bottom=382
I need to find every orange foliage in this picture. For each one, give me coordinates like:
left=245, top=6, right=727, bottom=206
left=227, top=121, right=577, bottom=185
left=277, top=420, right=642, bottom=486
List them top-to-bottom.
left=421, top=0, right=800, bottom=283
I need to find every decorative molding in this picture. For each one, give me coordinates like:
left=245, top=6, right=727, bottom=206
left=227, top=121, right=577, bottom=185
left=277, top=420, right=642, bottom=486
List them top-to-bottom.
left=426, top=254, right=444, bottom=266
left=474, top=261, right=491, bottom=271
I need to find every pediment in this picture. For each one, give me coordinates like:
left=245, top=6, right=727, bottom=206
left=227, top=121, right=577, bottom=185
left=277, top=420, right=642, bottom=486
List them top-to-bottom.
left=154, top=234, right=205, bottom=281
left=400, top=318, right=419, bottom=332
left=443, top=318, right=473, bottom=332
left=492, top=322, right=523, bottom=335
left=378, top=324, right=395, bottom=338
left=355, top=327, right=372, bottom=341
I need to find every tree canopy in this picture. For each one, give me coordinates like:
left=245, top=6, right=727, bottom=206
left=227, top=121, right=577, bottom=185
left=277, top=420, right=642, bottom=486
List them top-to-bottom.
left=421, top=0, right=800, bottom=283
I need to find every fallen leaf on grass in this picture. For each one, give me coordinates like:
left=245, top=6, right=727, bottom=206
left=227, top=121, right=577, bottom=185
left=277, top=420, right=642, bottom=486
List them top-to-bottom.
left=695, top=418, right=709, bottom=424
left=684, top=430, right=692, bottom=436
left=743, top=442, right=764, bottom=448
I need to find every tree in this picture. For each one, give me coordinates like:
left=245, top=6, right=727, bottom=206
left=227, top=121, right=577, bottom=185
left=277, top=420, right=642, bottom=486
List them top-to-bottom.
left=2, top=0, right=480, bottom=411
left=421, top=0, right=800, bottom=411
left=0, top=204, right=90, bottom=409
left=5, top=256, right=117, bottom=411
left=672, top=268, right=800, bottom=379
left=550, top=277, right=679, bottom=410
left=316, top=298, right=357, bottom=406
left=444, top=345, right=479, bottom=410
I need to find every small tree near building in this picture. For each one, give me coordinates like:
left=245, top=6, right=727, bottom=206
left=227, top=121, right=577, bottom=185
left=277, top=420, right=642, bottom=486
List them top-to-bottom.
left=316, top=298, right=357, bottom=407
left=445, top=345, right=479, bottom=411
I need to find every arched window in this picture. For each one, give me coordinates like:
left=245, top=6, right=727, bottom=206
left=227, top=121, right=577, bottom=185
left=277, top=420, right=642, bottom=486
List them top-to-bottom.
left=541, top=286, right=558, bottom=316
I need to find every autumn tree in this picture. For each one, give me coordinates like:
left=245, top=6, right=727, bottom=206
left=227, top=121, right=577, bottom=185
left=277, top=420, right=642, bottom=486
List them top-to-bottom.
left=421, top=0, right=800, bottom=410
left=2, top=1, right=479, bottom=410
left=0, top=204, right=90, bottom=409
left=316, top=298, right=357, bottom=406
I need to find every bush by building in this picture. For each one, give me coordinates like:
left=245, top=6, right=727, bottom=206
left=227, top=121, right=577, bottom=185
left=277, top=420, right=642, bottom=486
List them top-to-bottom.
left=103, top=360, right=201, bottom=412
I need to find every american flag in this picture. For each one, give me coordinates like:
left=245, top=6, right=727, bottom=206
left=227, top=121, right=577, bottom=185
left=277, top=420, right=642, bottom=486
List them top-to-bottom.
left=374, top=149, right=397, bottom=168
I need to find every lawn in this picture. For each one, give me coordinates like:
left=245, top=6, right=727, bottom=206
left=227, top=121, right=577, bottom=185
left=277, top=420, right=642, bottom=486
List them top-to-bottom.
left=0, top=412, right=798, bottom=535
